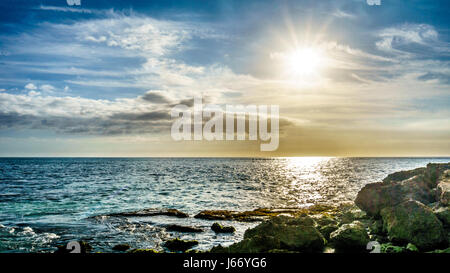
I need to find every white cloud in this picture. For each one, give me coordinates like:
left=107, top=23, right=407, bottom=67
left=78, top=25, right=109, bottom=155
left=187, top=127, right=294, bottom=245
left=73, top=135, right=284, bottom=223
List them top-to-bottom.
left=376, top=24, right=439, bottom=53
left=25, top=83, right=37, bottom=90
left=40, top=84, right=56, bottom=93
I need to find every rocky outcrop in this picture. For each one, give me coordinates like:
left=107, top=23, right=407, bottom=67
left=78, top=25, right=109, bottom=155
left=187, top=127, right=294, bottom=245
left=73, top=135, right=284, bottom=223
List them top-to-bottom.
left=355, top=163, right=450, bottom=216
left=437, top=170, right=450, bottom=205
left=380, top=200, right=447, bottom=251
left=102, top=208, right=189, bottom=218
left=329, top=221, right=369, bottom=251
left=112, top=244, right=130, bottom=251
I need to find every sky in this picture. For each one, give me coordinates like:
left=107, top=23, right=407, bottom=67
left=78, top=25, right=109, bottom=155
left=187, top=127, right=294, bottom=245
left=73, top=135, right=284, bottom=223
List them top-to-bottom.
left=0, top=0, right=449, bottom=157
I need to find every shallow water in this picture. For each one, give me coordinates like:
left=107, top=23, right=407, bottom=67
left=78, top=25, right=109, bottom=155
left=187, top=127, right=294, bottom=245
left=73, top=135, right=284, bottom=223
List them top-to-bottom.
left=0, top=157, right=449, bottom=252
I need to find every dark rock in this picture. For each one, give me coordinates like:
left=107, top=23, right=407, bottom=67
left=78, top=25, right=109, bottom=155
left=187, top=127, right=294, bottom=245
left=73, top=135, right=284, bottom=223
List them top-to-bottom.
left=356, top=163, right=450, bottom=217
left=382, top=167, right=426, bottom=184
left=380, top=200, right=447, bottom=251
left=194, top=205, right=338, bottom=222
left=103, top=208, right=189, bottom=218
left=243, top=216, right=326, bottom=252
left=369, top=219, right=384, bottom=235
left=329, top=221, right=370, bottom=251
left=211, top=223, right=235, bottom=233
left=166, top=224, right=203, bottom=233
left=319, top=224, right=338, bottom=241
left=163, top=238, right=198, bottom=252
left=112, top=244, right=130, bottom=251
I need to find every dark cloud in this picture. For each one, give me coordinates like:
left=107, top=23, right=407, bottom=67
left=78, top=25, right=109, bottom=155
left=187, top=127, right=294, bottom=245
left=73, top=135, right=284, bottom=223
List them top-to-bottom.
left=417, top=72, right=450, bottom=85
left=140, top=91, right=171, bottom=103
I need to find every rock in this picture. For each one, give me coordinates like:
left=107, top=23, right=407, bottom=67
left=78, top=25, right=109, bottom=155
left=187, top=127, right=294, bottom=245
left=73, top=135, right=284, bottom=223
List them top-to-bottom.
left=356, top=163, right=450, bottom=217
left=383, top=167, right=426, bottom=184
left=437, top=170, right=450, bottom=206
left=380, top=200, right=447, bottom=251
left=433, top=206, right=450, bottom=228
left=103, top=208, right=189, bottom=218
left=211, top=215, right=326, bottom=253
left=369, top=219, right=384, bottom=235
left=329, top=221, right=370, bottom=251
left=211, top=223, right=235, bottom=233
left=166, top=224, right=203, bottom=233
left=319, top=224, right=338, bottom=241
left=163, top=238, right=198, bottom=252
left=112, top=244, right=130, bottom=251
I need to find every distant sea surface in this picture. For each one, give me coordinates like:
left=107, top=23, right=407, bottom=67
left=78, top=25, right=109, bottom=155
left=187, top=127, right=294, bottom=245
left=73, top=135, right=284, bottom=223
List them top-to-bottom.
left=0, top=157, right=449, bottom=253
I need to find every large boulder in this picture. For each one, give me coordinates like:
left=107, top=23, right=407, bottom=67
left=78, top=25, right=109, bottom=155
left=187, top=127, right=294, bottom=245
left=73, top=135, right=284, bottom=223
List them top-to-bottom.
left=436, top=170, right=450, bottom=206
left=355, top=179, right=430, bottom=217
left=380, top=200, right=447, bottom=251
left=329, top=221, right=370, bottom=251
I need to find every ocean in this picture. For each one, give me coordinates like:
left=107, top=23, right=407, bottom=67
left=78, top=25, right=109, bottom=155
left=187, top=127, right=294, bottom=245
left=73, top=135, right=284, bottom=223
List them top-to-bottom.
left=0, top=157, right=449, bottom=253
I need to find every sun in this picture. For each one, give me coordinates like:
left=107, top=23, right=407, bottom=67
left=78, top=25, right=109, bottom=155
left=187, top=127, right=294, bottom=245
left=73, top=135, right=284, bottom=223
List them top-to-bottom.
left=284, top=47, right=325, bottom=77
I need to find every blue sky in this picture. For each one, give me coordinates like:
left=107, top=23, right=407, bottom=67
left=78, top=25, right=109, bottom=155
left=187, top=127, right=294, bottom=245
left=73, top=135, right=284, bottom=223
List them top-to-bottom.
left=0, top=0, right=449, bottom=156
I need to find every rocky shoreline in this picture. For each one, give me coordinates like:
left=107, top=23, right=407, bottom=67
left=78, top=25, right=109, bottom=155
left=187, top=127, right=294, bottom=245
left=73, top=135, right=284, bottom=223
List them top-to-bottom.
left=56, top=162, right=450, bottom=253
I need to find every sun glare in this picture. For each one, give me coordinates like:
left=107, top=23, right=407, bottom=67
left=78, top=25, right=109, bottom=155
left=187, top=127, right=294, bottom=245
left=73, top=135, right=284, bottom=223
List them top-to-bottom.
left=284, top=47, right=325, bottom=77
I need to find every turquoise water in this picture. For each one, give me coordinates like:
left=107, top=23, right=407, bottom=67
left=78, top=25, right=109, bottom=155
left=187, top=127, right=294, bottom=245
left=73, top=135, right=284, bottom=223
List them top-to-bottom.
left=0, top=157, right=449, bottom=252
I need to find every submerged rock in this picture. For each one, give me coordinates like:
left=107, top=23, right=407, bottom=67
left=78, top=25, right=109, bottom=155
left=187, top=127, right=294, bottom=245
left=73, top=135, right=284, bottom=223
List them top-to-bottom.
left=380, top=200, right=447, bottom=251
left=329, top=221, right=369, bottom=252
left=211, top=223, right=235, bottom=233
left=166, top=224, right=203, bottom=233
left=163, top=238, right=198, bottom=252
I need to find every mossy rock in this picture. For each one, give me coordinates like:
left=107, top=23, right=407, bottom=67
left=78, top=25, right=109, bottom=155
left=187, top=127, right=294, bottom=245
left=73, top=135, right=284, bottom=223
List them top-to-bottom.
left=381, top=200, right=447, bottom=251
